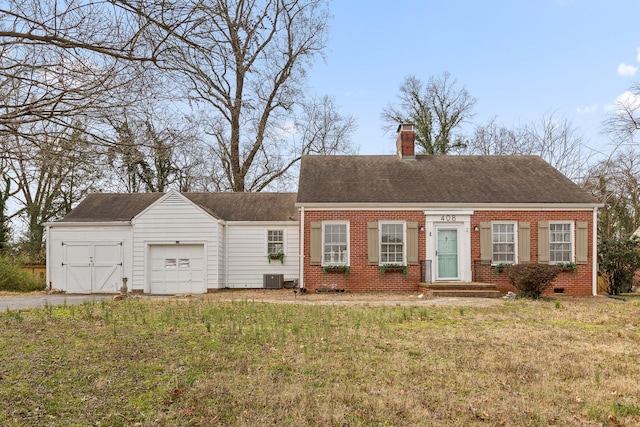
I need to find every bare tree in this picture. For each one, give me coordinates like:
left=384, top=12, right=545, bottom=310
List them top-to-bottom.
left=0, top=0, right=173, bottom=145
left=0, top=0, right=160, bottom=61
left=2, top=0, right=357, bottom=194
left=162, top=0, right=352, bottom=191
left=381, top=72, right=476, bottom=154
left=603, top=83, right=640, bottom=144
left=104, top=107, right=204, bottom=193
left=467, top=112, right=589, bottom=181
left=3, top=122, right=102, bottom=259
left=583, top=148, right=640, bottom=239
left=0, top=167, right=12, bottom=252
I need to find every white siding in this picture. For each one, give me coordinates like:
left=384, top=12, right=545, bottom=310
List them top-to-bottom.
left=132, top=193, right=219, bottom=293
left=226, top=223, right=299, bottom=288
left=47, top=225, right=132, bottom=293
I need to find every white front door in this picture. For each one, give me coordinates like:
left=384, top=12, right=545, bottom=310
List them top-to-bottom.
left=425, top=211, right=473, bottom=283
left=149, top=244, right=205, bottom=294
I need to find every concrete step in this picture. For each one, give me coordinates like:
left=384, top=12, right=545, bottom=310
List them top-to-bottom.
left=418, top=282, right=502, bottom=298
left=420, top=282, right=498, bottom=291
left=429, top=289, right=503, bottom=298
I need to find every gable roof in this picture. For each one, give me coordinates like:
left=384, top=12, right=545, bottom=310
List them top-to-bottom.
left=297, top=155, right=599, bottom=205
left=58, top=192, right=298, bottom=223
left=59, top=193, right=165, bottom=222
left=184, top=193, right=298, bottom=221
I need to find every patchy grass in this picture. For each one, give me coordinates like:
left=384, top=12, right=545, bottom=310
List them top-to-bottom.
left=0, top=297, right=639, bottom=426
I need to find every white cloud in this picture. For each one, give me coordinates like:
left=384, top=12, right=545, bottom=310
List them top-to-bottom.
left=617, top=62, right=638, bottom=77
left=606, top=91, right=640, bottom=113
left=576, top=104, right=597, bottom=114
left=271, top=120, right=297, bottom=139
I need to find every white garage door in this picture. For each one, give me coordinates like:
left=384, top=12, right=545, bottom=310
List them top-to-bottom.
left=63, top=242, right=123, bottom=293
left=149, top=244, right=205, bottom=294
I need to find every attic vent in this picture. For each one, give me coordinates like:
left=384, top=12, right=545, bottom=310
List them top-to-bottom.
left=164, top=194, right=185, bottom=204
left=263, top=274, right=284, bottom=289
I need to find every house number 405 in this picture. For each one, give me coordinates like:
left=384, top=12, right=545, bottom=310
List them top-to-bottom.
left=440, top=215, right=456, bottom=222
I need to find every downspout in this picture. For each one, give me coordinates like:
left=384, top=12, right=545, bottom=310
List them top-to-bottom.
left=299, top=207, right=305, bottom=290
left=592, top=207, right=598, bottom=296
left=224, top=221, right=228, bottom=289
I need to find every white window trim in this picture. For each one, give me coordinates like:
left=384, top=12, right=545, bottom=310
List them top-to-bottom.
left=321, top=221, right=350, bottom=266
left=379, top=221, right=407, bottom=266
left=491, top=221, right=518, bottom=266
left=549, top=221, right=575, bottom=264
left=265, top=228, right=286, bottom=255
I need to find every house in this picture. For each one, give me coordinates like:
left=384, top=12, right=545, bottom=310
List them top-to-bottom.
left=296, top=124, right=601, bottom=295
left=47, top=125, right=601, bottom=296
left=46, top=192, right=298, bottom=294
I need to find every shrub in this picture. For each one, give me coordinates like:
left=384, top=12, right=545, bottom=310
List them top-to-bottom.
left=598, top=236, right=640, bottom=295
left=0, top=256, right=45, bottom=292
left=506, top=264, right=561, bottom=299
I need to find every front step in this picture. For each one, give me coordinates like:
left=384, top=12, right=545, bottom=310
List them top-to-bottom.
left=418, top=282, right=503, bottom=299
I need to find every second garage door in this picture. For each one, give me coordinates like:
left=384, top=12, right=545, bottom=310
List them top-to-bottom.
left=149, top=244, right=205, bottom=294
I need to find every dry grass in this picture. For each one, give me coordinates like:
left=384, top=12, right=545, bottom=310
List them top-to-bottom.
left=1, top=294, right=639, bottom=426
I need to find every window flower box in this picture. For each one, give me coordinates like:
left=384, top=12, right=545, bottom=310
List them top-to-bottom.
left=267, top=252, right=285, bottom=264
left=555, top=262, right=578, bottom=273
left=493, top=263, right=513, bottom=275
left=379, top=264, right=407, bottom=277
left=322, top=265, right=350, bottom=278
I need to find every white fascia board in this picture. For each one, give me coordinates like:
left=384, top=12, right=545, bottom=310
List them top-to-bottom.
left=296, top=202, right=603, bottom=211
left=424, top=209, right=474, bottom=216
left=225, top=220, right=299, bottom=226
left=45, top=221, right=132, bottom=227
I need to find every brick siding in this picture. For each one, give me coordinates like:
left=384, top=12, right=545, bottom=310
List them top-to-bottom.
left=302, top=209, right=594, bottom=295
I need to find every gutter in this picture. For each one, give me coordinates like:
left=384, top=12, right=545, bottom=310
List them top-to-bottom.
left=45, top=221, right=132, bottom=227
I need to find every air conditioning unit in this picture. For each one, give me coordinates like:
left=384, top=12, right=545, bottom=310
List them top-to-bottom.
left=263, top=274, right=284, bottom=289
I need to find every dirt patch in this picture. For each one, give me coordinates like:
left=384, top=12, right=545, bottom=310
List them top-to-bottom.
left=202, top=288, right=507, bottom=307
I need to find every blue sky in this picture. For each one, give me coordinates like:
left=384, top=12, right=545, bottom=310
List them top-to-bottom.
left=306, top=0, right=640, bottom=157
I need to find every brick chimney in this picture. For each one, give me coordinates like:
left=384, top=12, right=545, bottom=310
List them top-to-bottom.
left=396, top=123, right=415, bottom=159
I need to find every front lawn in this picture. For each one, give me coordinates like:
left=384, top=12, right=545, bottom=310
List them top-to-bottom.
left=1, top=296, right=639, bottom=426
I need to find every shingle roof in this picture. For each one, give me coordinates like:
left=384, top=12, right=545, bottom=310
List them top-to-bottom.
left=296, top=155, right=599, bottom=205
left=58, top=192, right=298, bottom=222
left=59, top=193, right=165, bottom=222
left=184, top=193, right=298, bottom=221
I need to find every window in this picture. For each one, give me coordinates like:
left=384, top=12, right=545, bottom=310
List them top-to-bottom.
left=322, top=222, right=349, bottom=265
left=380, top=222, right=405, bottom=264
left=492, top=222, right=516, bottom=264
left=550, top=222, right=573, bottom=263
left=267, top=230, right=284, bottom=254
left=166, top=258, right=191, bottom=269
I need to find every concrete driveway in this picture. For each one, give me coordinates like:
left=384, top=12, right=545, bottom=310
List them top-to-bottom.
left=1, top=294, right=122, bottom=311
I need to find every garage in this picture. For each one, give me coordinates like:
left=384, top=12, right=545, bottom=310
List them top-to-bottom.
left=63, top=241, right=123, bottom=293
left=149, top=244, right=205, bottom=294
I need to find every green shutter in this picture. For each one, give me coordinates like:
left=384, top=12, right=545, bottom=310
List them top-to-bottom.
left=538, top=221, right=549, bottom=263
left=576, top=221, right=588, bottom=264
left=310, top=222, right=322, bottom=265
left=367, top=222, right=379, bottom=265
left=407, top=222, right=418, bottom=265
left=480, top=222, right=492, bottom=263
left=518, top=222, right=531, bottom=263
